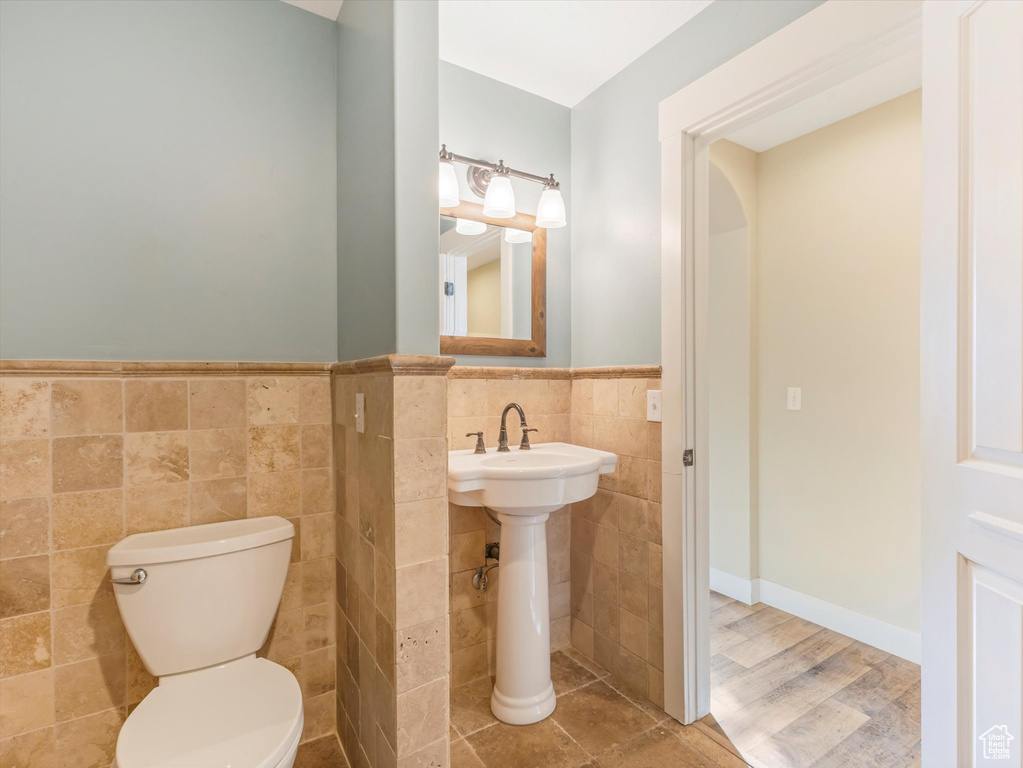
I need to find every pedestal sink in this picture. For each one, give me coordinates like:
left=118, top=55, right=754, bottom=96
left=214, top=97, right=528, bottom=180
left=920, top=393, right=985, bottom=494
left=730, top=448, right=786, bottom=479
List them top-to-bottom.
left=448, top=442, right=617, bottom=725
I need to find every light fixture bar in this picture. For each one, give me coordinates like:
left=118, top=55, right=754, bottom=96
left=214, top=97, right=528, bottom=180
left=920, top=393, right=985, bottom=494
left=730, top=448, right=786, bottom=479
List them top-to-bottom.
left=440, top=146, right=559, bottom=188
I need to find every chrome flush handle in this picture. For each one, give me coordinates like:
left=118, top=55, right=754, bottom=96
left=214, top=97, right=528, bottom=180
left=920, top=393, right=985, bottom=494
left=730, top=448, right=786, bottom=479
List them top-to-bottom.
left=111, top=568, right=148, bottom=585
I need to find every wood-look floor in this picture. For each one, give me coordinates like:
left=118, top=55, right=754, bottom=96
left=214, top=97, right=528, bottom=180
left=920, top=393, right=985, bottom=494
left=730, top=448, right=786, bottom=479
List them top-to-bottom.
left=709, top=592, right=921, bottom=768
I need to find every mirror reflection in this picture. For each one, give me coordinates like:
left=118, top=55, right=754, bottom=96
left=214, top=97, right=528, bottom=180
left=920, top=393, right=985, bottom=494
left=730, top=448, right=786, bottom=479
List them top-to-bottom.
left=439, top=215, right=533, bottom=340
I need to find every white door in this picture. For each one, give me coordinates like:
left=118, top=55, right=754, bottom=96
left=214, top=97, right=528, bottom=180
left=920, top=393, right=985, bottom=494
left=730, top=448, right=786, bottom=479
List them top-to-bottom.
left=921, top=1, right=1023, bottom=764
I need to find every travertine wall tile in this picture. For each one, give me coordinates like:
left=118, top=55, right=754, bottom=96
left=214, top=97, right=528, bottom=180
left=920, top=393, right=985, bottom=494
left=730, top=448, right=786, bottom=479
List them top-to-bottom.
left=0, top=369, right=335, bottom=761
left=393, top=377, right=447, bottom=439
left=570, top=377, right=664, bottom=707
left=248, top=378, right=300, bottom=426
left=188, top=379, right=246, bottom=429
left=0, top=380, right=49, bottom=439
left=124, top=380, right=188, bottom=433
left=50, top=381, right=122, bottom=437
left=248, top=425, right=300, bottom=474
left=189, top=428, right=246, bottom=479
left=123, top=432, right=189, bottom=486
left=52, top=436, right=120, bottom=494
left=1, top=439, right=51, bottom=498
left=125, top=485, right=188, bottom=535
left=51, top=490, right=122, bottom=550
left=0, top=497, right=50, bottom=558
left=0, top=556, right=50, bottom=618
left=0, top=612, right=51, bottom=676
left=0, top=668, right=54, bottom=738
left=54, top=707, right=124, bottom=768
left=0, top=722, right=55, bottom=766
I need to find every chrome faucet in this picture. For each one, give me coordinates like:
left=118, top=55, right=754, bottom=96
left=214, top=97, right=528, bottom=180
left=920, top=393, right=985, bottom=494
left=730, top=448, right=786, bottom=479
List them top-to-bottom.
left=498, top=403, right=537, bottom=451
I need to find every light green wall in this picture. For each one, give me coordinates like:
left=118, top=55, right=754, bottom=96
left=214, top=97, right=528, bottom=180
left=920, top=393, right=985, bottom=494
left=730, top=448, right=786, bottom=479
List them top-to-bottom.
left=0, top=0, right=337, bottom=361
left=336, top=0, right=439, bottom=361
left=570, top=0, right=824, bottom=366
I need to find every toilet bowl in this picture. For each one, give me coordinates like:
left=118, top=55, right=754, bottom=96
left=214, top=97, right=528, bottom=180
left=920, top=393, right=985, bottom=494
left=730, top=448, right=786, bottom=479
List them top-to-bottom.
left=106, top=517, right=302, bottom=768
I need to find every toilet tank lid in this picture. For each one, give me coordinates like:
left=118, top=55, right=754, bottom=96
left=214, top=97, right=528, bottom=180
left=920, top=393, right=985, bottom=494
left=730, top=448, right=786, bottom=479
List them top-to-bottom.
left=107, top=517, right=294, bottom=567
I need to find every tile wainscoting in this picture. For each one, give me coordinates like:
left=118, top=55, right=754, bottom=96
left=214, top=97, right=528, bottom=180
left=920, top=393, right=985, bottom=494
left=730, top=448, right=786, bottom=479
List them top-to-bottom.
left=0, top=356, right=662, bottom=768
left=0, top=362, right=336, bottom=768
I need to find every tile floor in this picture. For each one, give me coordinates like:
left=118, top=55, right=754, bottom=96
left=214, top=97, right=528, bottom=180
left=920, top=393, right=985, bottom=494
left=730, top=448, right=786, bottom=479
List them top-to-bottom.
left=451, top=649, right=748, bottom=768
left=294, top=735, right=347, bottom=767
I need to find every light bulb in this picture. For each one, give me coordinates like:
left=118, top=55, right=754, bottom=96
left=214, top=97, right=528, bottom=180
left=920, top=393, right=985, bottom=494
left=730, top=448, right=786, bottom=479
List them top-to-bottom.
left=439, top=159, right=459, bottom=208
left=483, top=172, right=516, bottom=218
left=535, top=186, right=566, bottom=228
left=455, top=218, right=487, bottom=236
left=504, top=228, right=531, bottom=244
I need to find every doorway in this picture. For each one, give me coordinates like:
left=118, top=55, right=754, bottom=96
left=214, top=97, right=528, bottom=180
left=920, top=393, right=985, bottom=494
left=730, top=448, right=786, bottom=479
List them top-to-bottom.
left=656, top=1, right=926, bottom=727
left=659, top=1, right=1023, bottom=764
left=703, top=82, right=923, bottom=764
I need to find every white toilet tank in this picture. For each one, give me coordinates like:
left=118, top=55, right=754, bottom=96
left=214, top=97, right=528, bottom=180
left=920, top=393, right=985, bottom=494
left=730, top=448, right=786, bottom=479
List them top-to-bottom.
left=107, top=516, right=294, bottom=677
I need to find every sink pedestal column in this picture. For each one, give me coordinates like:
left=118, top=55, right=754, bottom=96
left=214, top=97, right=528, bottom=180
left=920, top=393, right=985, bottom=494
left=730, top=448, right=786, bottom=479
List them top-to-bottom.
left=490, top=510, right=557, bottom=725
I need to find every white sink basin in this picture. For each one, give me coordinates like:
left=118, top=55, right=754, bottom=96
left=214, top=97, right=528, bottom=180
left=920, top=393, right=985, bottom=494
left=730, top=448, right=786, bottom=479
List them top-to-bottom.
left=447, top=441, right=617, bottom=727
left=448, top=442, right=617, bottom=515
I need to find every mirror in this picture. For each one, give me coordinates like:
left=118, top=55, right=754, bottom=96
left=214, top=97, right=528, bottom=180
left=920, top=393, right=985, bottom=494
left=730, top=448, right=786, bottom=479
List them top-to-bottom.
left=439, top=201, right=546, bottom=357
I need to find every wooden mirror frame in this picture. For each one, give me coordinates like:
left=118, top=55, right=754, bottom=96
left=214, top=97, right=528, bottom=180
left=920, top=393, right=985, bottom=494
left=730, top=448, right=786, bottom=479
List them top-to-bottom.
left=439, top=200, right=546, bottom=357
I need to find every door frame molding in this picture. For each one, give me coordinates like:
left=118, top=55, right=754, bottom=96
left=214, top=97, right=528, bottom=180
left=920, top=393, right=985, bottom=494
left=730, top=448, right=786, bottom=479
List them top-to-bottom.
left=657, top=0, right=924, bottom=725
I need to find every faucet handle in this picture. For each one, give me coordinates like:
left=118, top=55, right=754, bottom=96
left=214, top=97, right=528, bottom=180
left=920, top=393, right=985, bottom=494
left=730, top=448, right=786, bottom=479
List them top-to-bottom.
left=519, top=427, right=539, bottom=451
left=466, top=432, right=487, bottom=454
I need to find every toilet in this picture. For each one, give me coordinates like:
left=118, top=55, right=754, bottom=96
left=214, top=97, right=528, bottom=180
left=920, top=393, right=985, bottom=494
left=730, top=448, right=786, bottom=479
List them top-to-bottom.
left=106, top=516, right=303, bottom=768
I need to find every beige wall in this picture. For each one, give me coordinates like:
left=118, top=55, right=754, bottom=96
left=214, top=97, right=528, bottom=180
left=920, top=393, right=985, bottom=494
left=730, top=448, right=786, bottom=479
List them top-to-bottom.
left=755, top=91, right=921, bottom=631
left=708, top=140, right=760, bottom=582
left=466, top=260, right=502, bottom=338
left=0, top=369, right=336, bottom=766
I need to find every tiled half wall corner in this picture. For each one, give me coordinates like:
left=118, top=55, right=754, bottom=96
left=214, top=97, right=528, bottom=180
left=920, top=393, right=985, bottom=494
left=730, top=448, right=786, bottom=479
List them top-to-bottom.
left=333, top=356, right=454, bottom=768
left=0, top=362, right=336, bottom=768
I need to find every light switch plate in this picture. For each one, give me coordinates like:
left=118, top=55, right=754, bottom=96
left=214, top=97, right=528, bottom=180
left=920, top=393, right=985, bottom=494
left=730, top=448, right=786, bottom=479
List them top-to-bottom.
left=787, top=387, right=802, bottom=411
left=647, top=390, right=662, bottom=422
left=355, top=393, right=366, bottom=433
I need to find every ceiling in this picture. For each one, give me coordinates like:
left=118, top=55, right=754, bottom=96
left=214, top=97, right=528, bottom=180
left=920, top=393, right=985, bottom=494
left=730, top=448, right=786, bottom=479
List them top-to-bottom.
left=281, top=0, right=342, bottom=21
left=439, top=0, right=714, bottom=107
left=725, top=48, right=922, bottom=153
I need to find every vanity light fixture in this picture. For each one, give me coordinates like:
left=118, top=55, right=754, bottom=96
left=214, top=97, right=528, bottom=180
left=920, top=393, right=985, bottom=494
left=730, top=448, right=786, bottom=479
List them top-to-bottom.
left=439, top=145, right=567, bottom=228
left=439, top=154, right=460, bottom=208
left=483, top=163, right=516, bottom=219
left=535, top=177, right=567, bottom=229
left=455, top=218, right=487, bottom=236
left=504, top=227, right=532, bottom=244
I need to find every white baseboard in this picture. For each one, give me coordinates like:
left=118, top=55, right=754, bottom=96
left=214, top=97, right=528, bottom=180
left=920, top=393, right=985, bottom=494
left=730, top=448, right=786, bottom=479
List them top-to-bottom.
left=710, top=568, right=757, bottom=604
left=709, top=569, right=920, bottom=663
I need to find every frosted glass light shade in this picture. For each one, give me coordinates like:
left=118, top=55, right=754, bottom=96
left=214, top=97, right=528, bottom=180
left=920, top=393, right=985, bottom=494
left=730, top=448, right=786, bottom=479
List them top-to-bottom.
left=439, top=160, right=459, bottom=208
left=483, top=173, right=516, bottom=218
left=535, top=187, right=566, bottom=228
left=456, top=218, right=487, bottom=236
left=504, top=227, right=532, bottom=244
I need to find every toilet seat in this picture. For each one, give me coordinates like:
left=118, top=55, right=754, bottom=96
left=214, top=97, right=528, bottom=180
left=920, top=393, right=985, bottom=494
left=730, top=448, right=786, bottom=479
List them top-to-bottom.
left=115, top=656, right=303, bottom=768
